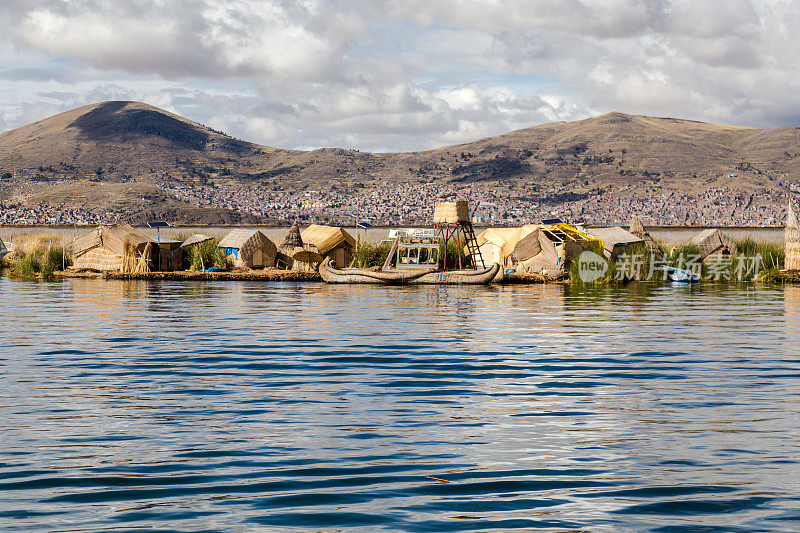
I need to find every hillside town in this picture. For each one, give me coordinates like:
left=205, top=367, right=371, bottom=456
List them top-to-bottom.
left=1, top=180, right=795, bottom=227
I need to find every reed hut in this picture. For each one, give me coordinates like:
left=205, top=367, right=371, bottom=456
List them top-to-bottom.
left=785, top=203, right=800, bottom=270
left=630, top=214, right=662, bottom=254
left=277, top=222, right=322, bottom=271
left=538, top=223, right=597, bottom=264
left=70, top=224, right=154, bottom=273
left=301, top=224, right=355, bottom=267
left=473, top=225, right=542, bottom=267
left=589, top=226, right=643, bottom=259
left=475, top=227, right=526, bottom=266
left=509, top=227, right=542, bottom=263
left=689, top=228, right=738, bottom=263
left=218, top=229, right=276, bottom=269
left=517, top=231, right=561, bottom=274
left=153, top=237, right=183, bottom=271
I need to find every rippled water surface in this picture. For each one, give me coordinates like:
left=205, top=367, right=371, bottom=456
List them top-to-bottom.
left=2, top=277, right=800, bottom=532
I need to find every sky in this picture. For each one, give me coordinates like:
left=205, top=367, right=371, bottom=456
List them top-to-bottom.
left=1, top=0, right=798, bottom=152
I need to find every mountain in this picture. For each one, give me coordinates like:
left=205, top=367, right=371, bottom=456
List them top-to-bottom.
left=1, top=101, right=799, bottom=224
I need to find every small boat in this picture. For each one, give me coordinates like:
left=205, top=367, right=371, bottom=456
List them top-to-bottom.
left=319, top=258, right=435, bottom=284
left=663, top=266, right=700, bottom=283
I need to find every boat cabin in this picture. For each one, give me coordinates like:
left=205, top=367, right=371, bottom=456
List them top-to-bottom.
left=391, top=229, right=440, bottom=271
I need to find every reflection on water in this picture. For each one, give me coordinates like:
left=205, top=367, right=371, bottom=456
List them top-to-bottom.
left=2, top=277, right=800, bottom=532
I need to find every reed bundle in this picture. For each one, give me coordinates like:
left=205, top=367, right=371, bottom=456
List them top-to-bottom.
left=433, top=201, right=469, bottom=223
left=785, top=203, right=800, bottom=270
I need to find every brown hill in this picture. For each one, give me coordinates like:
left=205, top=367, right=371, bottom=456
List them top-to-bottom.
left=1, top=101, right=799, bottom=222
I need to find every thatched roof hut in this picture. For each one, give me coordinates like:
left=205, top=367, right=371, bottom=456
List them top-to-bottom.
left=785, top=203, right=800, bottom=270
left=630, top=214, right=662, bottom=254
left=277, top=222, right=321, bottom=271
left=282, top=222, right=303, bottom=248
left=70, top=224, right=154, bottom=273
left=301, top=224, right=355, bottom=267
left=473, top=224, right=559, bottom=274
left=589, top=226, right=643, bottom=259
left=475, top=227, right=527, bottom=266
left=509, top=228, right=541, bottom=263
left=689, top=228, right=738, bottom=262
left=218, top=229, right=276, bottom=269
left=517, top=231, right=561, bottom=275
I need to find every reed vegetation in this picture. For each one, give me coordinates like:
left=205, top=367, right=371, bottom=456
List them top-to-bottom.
left=5, top=235, right=71, bottom=279
left=184, top=238, right=229, bottom=271
left=572, top=238, right=788, bottom=284
left=736, top=239, right=784, bottom=272
left=351, top=241, right=393, bottom=268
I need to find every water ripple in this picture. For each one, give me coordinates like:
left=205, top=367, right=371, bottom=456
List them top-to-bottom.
left=2, top=279, right=800, bottom=531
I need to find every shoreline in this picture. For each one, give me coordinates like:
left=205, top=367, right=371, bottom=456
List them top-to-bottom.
left=0, top=268, right=792, bottom=283
left=51, top=269, right=559, bottom=284
left=52, top=269, right=323, bottom=282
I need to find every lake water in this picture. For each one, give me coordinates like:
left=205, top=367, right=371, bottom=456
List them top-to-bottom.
left=2, top=277, right=800, bottom=532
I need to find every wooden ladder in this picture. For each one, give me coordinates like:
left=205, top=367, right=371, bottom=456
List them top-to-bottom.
left=462, top=221, right=485, bottom=269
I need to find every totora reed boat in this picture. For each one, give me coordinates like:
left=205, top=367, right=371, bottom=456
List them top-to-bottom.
left=320, top=203, right=500, bottom=285
left=319, top=257, right=499, bottom=285
left=319, top=257, right=435, bottom=284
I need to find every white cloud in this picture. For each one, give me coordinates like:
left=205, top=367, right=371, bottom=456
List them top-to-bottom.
left=0, top=0, right=798, bottom=151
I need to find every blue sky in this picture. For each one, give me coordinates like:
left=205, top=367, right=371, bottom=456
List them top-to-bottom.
left=1, top=1, right=798, bottom=152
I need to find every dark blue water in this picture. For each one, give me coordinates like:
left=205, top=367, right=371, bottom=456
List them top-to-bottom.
left=2, top=277, right=800, bottom=532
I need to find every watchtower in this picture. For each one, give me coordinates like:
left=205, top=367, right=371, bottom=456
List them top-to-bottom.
left=432, top=201, right=485, bottom=270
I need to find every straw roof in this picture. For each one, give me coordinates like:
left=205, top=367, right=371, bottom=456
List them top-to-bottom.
left=629, top=214, right=662, bottom=254
left=282, top=222, right=303, bottom=248
left=70, top=224, right=152, bottom=256
left=301, top=224, right=355, bottom=255
left=69, top=225, right=153, bottom=272
left=474, top=225, right=540, bottom=266
left=499, top=225, right=539, bottom=260
left=589, top=226, right=643, bottom=257
left=475, top=227, right=521, bottom=249
left=509, top=228, right=541, bottom=262
left=689, top=228, right=737, bottom=260
left=70, top=229, right=102, bottom=256
left=218, top=229, right=276, bottom=260
left=518, top=232, right=560, bottom=273
left=181, top=233, right=213, bottom=248
left=292, top=249, right=323, bottom=264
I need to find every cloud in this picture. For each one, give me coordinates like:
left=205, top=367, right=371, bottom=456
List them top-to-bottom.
left=0, top=0, right=799, bottom=151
